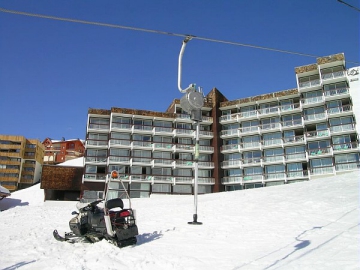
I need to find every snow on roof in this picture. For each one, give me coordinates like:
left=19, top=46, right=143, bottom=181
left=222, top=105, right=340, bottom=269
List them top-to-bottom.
left=57, top=157, right=84, bottom=167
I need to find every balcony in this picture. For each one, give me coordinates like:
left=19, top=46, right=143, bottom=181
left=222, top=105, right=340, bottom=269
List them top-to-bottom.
left=321, top=70, right=346, bottom=82
left=298, top=78, right=321, bottom=91
left=324, top=88, right=349, bottom=101
left=301, top=96, right=325, bottom=107
left=280, top=103, right=302, bottom=114
left=327, top=105, right=352, bottom=117
left=258, top=107, right=280, bottom=117
left=303, top=112, right=327, bottom=122
left=175, top=114, right=193, bottom=122
left=281, top=119, right=303, bottom=130
left=110, top=123, right=131, bottom=132
left=329, top=123, right=356, bottom=134
left=88, top=124, right=110, bottom=133
left=132, top=125, right=153, bottom=134
left=238, top=126, right=260, bottom=136
left=153, top=127, right=173, bottom=135
left=174, top=129, right=194, bottom=137
left=220, top=129, right=239, bottom=138
left=305, top=129, right=330, bottom=140
left=199, top=130, right=214, bottom=138
left=283, top=135, right=305, bottom=145
left=262, top=138, right=283, bottom=148
left=109, top=139, right=131, bottom=148
left=86, top=140, right=109, bottom=148
left=132, top=141, right=153, bottom=150
left=242, top=141, right=262, bottom=150
left=333, top=142, right=358, bottom=152
left=153, top=143, right=173, bottom=151
left=174, top=144, right=193, bottom=152
left=221, top=144, right=240, bottom=153
left=198, top=145, right=214, bottom=153
left=308, top=147, right=332, bottom=158
left=285, top=152, right=307, bottom=161
left=262, top=155, right=285, bottom=164
left=84, top=156, right=107, bottom=164
left=108, top=156, right=131, bottom=165
left=132, top=157, right=152, bottom=166
left=242, top=158, right=262, bottom=166
left=152, top=159, right=174, bottom=167
left=174, top=160, right=194, bottom=168
left=221, top=160, right=241, bottom=168
left=198, top=161, right=215, bottom=169
left=335, top=162, right=360, bottom=172
left=310, top=166, right=334, bottom=176
left=286, top=170, right=309, bottom=179
left=264, top=172, right=286, bottom=181
left=83, top=173, right=107, bottom=181
left=243, top=174, right=263, bottom=182
left=153, top=176, right=174, bottom=184
left=221, top=176, right=243, bottom=185
left=174, top=177, right=193, bottom=184
left=198, top=177, right=215, bottom=185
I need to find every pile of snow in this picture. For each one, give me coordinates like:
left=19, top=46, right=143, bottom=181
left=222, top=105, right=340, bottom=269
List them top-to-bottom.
left=57, top=157, right=84, bottom=167
left=0, top=171, right=359, bottom=269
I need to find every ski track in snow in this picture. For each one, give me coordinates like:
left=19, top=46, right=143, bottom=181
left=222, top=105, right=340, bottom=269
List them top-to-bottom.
left=0, top=171, right=359, bottom=270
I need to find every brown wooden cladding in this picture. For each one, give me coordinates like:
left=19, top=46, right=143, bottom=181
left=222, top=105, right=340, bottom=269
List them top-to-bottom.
left=317, top=53, right=344, bottom=65
left=295, top=63, right=318, bottom=74
left=111, top=107, right=176, bottom=118
left=88, top=108, right=111, bottom=115
left=41, top=165, right=82, bottom=190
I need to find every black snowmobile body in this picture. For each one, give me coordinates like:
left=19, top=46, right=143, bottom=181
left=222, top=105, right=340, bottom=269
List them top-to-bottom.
left=53, top=171, right=138, bottom=248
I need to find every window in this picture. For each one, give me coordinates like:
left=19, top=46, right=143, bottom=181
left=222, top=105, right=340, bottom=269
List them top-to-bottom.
left=280, top=99, right=294, bottom=111
left=259, top=102, right=278, bottom=114
left=282, top=114, right=302, bottom=126
left=89, top=117, right=110, bottom=128
left=261, top=117, right=280, bottom=130
left=242, top=120, right=259, bottom=132
left=154, top=121, right=172, bottom=128
left=110, top=132, right=130, bottom=140
left=263, top=132, right=282, bottom=146
left=133, top=134, right=151, bottom=142
left=242, top=135, right=260, bottom=148
left=154, top=136, right=172, bottom=143
left=285, top=146, right=306, bottom=160
left=264, top=148, right=283, bottom=162
left=87, top=149, right=107, bottom=157
left=243, top=151, right=261, bottom=163
left=224, top=153, right=241, bottom=161
left=334, top=153, right=359, bottom=171
left=310, top=158, right=333, bottom=174
left=265, top=165, right=285, bottom=179
left=131, top=166, right=151, bottom=175
left=152, top=167, right=171, bottom=175
left=244, top=167, right=263, bottom=181
left=173, top=169, right=192, bottom=177
left=224, top=169, right=242, bottom=177
left=152, top=184, right=171, bottom=193
left=173, top=185, right=192, bottom=194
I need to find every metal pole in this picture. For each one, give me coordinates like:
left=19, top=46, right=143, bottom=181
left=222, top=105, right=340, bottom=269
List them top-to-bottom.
left=188, top=119, right=202, bottom=225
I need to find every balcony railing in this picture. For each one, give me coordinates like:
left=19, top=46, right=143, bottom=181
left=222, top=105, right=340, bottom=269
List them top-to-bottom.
left=321, top=70, right=345, bottom=81
left=298, top=79, right=321, bottom=89
left=324, top=87, right=349, bottom=97
left=327, top=105, right=352, bottom=116
left=303, top=112, right=326, bottom=121
left=282, top=119, right=303, bottom=128
left=329, top=123, right=355, bottom=133
left=305, top=129, right=330, bottom=139
left=283, top=135, right=305, bottom=144
left=109, top=139, right=131, bottom=147
left=333, top=142, right=358, bottom=151
left=308, top=147, right=332, bottom=157
left=285, top=152, right=307, bottom=161
left=263, top=155, right=284, bottom=163
left=85, top=157, right=107, bottom=163
left=221, top=160, right=242, bottom=167
left=335, top=162, right=360, bottom=172
left=310, top=166, right=334, bottom=175
left=286, top=170, right=309, bottom=179
left=264, top=172, right=286, bottom=180
left=243, top=174, right=263, bottom=181
left=221, top=176, right=243, bottom=184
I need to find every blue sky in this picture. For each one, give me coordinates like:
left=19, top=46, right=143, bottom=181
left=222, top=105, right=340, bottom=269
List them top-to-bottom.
left=0, top=0, right=359, bottom=141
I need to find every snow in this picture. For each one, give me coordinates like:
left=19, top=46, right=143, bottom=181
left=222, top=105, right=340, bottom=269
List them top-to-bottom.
left=57, top=157, right=84, bottom=167
left=0, top=171, right=359, bottom=270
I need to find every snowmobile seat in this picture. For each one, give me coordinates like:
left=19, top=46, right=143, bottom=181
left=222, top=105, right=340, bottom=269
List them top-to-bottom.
left=105, top=198, right=124, bottom=210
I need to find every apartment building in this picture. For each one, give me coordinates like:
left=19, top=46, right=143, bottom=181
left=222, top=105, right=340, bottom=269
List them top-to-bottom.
left=83, top=53, right=359, bottom=197
left=0, top=135, right=45, bottom=191
left=42, top=137, right=85, bottom=164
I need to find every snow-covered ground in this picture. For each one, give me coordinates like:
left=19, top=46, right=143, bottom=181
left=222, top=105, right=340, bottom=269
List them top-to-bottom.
left=0, top=171, right=359, bottom=270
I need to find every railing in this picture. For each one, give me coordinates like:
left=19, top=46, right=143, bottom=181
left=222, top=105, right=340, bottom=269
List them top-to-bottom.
left=321, top=70, right=345, bottom=80
left=298, top=79, right=321, bottom=89
left=324, top=87, right=349, bottom=97
left=301, top=96, right=324, bottom=105
left=280, top=103, right=301, bottom=112
left=327, top=105, right=352, bottom=115
left=258, top=107, right=279, bottom=115
left=303, top=112, right=326, bottom=121
left=176, top=114, right=191, bottom=120
left=201, top=116, right=213, bottom=122
left=282, top=119, right=303, bottom=128
left=111, top=123, right=131, bottom=129
left=260, top=123, right=281, bottom=131
left=329, top=123, right=355, bottom=133
left=88, top=124, right=110, bottom=130
left=133, top=125, right=153, bottom=132
left=239, top=126, right=260, bottom=134
left=154, top=127, right=173, bottom=133
left=175, top=129, right=194, bottom=135
left=221, top=129, right=239, bottom=137
left=305, top=129, right=330, bottom=139
left=199, top=131, right=214, bottom=137
left=283, top=135, right=305, bottom=144
left=262, top=138, right=282, bottom=147
left=109, top=139, right=131, bottom=146
left=86, top=140, right=108, bottom=147
left=132, top=141, right=152, bottom=148
left=242, top=142, right=261, bottom=149
left=333, top=142, right=358, bottom=151
left=153, top=143, right=173, bottom=150
left=174, top=144, right=193, bottom=151
left=221, top=144, right=240, bottom=151
left=199, top=145, right=214, bottom=152
left=308, top=147, right=332, bottom=157
left=285, top=152, right=307, bottom=161
left=263, top=155, right=284, bottom=163
left=108, top=156, right=130, bottom=162
left=85, top=157, right=107, bottom=163
left=132, top=157, right=152, bottom=164
left=242, top=158, right=262, bottom=165
left=153, top=159, right=173, bottom=166
left=175, top=160, right=194, bottom=166
left=222, top=160, right=242, bottom=167
left=198, top=161, right=214, bottom=168
left=335, top=162, right=360, bottom=172
left=310, top=166, right=334, bottom=175
left=286, top=170, right=308, bottom=178
left=264, top=172, right=286, bottom=180
left=84, top=173, right=107, bottom=180
left=243, top=174, right=263, bottom=181
left=131, top=175, right=153, bottom=181
left=153, top=176, right=173, bottom=183
left=221, top=176, right=243, bottom=184
left=174, top=177, right=193, bottom=184
left=198, top=177, right=215, bottom=184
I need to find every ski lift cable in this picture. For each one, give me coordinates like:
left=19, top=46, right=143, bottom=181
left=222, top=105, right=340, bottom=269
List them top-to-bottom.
left=0, top=7, right=359, bottom=65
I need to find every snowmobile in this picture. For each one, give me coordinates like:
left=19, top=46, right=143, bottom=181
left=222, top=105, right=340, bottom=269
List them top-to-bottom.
left=53, top=170, right=138, bottom=248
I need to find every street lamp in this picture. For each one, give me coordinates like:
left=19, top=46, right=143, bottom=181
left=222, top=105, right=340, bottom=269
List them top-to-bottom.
left=178, top=36, right=204, bottom=225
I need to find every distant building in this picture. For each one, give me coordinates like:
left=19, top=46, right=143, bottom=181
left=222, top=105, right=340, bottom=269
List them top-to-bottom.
left=81, top=53, right=359, bottom=198
left=0, top=135, right=45, bottom=191
left=42, top=138, right=85, bottom=164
